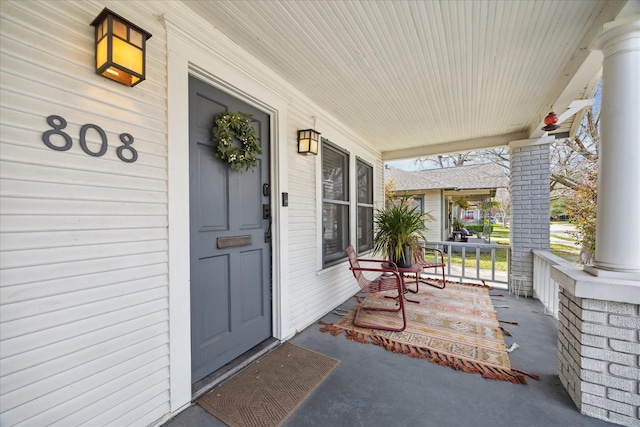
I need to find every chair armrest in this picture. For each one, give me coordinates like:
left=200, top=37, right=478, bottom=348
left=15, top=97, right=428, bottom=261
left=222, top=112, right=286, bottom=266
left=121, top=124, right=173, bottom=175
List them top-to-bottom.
left=419, top=247, right=445, bottom=264
left=354, top=258, right=399, bottom=271
left=349, top=265, right=402, bottom=278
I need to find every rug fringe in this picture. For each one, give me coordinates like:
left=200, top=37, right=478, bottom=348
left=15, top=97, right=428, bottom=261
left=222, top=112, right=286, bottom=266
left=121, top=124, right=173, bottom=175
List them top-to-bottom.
left=318, top=322, right=347, bottom=336
left=499, top=326, right=513, bottom=336
left=352, top=332, right=532, bottom=384
left=512, top=367, right=541, bottom=381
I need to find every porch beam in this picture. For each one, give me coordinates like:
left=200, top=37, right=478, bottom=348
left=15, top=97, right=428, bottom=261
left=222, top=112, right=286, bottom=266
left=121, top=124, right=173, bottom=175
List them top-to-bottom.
left=382, top=131, right=527, bottom=161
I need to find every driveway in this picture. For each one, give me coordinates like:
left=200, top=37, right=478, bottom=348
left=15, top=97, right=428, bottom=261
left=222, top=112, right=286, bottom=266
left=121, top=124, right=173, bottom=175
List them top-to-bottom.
left=550, top=223, right=576, bottom=246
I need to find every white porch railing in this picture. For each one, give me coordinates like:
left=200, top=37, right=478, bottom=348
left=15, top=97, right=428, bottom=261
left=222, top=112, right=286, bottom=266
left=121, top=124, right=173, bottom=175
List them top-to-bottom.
left=422, top=240, right=510, bottom=286
left=532, top=249, right=576, bottom=319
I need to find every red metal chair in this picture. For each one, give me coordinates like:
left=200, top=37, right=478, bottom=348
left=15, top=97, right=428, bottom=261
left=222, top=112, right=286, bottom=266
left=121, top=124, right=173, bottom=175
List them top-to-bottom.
left=409, top=238, right=447, bottom=290
left=345, top=245, right=407, bottom=332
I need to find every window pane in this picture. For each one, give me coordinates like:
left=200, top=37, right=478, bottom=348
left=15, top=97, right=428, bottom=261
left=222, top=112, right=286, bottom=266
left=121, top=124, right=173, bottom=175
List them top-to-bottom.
left=322, top=146, right=347, bottom=201
left=356, top=159, right=374, bottom=252
left=357, top=160, right=373, bottom=203
left=323, top=203, right=349, bottom=262
left=357, top=206, right=373, bottom=251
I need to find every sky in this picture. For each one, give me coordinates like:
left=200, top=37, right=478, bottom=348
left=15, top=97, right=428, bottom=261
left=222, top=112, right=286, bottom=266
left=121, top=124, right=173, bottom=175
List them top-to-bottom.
left=385, top=82, right=602, bottom=173
left=386, top=158, right=423, bottom=171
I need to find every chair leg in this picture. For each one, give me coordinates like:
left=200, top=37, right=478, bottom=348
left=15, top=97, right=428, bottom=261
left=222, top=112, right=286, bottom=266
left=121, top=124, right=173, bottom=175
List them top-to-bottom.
left=421, top=267, right=447, bottom=289
left=354, top=289, right=407, bottom=332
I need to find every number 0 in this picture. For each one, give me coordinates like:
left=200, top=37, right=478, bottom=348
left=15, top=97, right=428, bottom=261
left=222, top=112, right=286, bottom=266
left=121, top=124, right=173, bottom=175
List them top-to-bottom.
left=79, top=124, right=108, bottom=157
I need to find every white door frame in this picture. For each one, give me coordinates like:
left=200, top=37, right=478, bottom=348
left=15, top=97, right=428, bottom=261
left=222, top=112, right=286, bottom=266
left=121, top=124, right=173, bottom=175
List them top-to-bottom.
left=165, top=19, right=290, bottom=412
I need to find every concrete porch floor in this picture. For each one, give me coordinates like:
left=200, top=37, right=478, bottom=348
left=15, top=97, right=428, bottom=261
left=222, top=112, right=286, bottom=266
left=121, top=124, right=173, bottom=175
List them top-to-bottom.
left=163, top=286, right=615, bottom=427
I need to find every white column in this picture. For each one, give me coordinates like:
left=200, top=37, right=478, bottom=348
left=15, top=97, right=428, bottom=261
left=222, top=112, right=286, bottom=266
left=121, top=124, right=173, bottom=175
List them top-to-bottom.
left=590, top=15, right=640, bottom=276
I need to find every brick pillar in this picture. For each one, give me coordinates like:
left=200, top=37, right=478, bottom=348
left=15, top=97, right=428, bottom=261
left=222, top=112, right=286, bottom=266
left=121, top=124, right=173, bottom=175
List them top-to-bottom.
left=509, top=143, right=551, bottom=296
left=558, top=289, right=640, bottom=426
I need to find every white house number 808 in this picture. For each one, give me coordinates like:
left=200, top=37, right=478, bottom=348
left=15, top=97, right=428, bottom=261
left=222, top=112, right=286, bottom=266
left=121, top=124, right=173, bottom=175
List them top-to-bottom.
left=42, top=115, right=138, bottom=163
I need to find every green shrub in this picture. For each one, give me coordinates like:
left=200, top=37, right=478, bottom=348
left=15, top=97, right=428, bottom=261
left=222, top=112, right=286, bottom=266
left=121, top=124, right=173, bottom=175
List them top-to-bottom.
left=466, top=225, right=494, bottom=233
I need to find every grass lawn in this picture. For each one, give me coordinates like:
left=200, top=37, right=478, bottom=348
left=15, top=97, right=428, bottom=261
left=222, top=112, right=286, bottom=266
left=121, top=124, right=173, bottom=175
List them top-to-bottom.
left=444, top=224, right=582, bottom=269
left=550, top=243, right=581, bottom=265
left=446, top=247, right=509, bottom=271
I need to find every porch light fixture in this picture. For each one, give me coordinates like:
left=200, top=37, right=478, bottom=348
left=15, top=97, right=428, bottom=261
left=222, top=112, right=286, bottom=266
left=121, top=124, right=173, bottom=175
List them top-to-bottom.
left=91, top=8, right=152, bottom=87
left=542, top=111, right=559, bottom=131
left=297, top=129, right=321, bottom=155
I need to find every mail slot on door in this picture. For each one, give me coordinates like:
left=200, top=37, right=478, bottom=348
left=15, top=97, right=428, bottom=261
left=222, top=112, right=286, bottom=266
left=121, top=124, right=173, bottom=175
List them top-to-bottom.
left=217, top=235, right=252, bottom=249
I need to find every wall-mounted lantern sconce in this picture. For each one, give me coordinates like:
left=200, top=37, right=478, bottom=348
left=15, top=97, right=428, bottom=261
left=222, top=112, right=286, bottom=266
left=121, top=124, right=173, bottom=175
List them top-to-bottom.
left=91, top=8, right=152, bottom=87
left=297, top=129, right=320, bottom=155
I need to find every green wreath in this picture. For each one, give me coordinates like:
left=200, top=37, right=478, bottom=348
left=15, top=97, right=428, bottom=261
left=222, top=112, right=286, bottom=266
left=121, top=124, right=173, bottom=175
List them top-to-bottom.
left=213, top=112, right=261, bottom=172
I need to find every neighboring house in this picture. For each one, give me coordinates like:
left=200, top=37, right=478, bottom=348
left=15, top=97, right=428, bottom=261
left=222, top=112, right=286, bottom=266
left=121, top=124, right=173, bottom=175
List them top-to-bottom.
left=385, top=163, right=508, bottom=241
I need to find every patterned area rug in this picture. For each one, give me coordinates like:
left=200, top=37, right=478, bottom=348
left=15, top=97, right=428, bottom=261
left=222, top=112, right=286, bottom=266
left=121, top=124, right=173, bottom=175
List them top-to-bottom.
left=321, top=280, right=538, bottom=384
left=198, top=343, right=339, bottom=427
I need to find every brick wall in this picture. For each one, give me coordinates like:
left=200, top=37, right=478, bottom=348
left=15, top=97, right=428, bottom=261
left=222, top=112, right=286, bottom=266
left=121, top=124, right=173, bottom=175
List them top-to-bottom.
left=509, top=144, right=551, bottom=296
left=558, top=289, right=640, bottom=426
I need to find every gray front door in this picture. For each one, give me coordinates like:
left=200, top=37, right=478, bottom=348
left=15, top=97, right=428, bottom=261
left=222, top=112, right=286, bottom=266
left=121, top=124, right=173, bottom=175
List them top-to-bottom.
left=189, top=76, right=272, bottom=383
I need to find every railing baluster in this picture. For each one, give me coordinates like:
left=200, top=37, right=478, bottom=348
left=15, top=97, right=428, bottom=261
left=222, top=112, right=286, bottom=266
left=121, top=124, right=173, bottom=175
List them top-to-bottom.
left=421, top=240, right=509, bottom=286
left=532, top=250, right=574, bottom=320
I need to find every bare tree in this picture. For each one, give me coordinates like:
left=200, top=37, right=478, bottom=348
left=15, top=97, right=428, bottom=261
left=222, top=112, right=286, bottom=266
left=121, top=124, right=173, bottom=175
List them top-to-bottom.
left=550, top=107, right=599, bottom=200
left=416, top=152, right=474, bottom=169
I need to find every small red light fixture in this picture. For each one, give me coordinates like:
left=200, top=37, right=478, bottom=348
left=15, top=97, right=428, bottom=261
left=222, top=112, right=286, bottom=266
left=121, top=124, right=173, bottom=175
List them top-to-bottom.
left=542, top=111, right=559, bottom=131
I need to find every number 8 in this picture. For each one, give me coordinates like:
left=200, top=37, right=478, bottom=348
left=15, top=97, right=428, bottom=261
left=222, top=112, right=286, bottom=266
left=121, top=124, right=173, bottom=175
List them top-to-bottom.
left=42, top=115, right=72, bottom=151
left=117, top=133, right=138, bottom=163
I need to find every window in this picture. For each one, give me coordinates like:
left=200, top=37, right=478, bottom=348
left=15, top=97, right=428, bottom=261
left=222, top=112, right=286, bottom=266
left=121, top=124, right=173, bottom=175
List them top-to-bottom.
left=322, top=140, right=349, bottom=266
left=357, top=158, right=373, bottom=252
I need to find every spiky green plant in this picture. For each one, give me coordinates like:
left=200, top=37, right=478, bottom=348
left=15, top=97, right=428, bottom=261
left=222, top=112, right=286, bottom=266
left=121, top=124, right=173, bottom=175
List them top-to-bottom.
left=373, top=198, right=431, bottom=264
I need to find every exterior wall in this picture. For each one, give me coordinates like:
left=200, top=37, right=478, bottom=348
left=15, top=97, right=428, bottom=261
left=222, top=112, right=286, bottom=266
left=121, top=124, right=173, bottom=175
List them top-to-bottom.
left=0, top=1, right=171, bottom=426
left=1, top=1, right=384, bottom=425
left=509, top=143, right=551, bottom=296
left=422, top=190, right=442, bottom=242
left=558, top=289, right=640, bottom=427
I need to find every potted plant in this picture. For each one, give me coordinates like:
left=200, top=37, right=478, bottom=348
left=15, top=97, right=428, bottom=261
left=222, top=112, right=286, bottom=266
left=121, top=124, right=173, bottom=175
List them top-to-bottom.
left=372, top=197, right=431, bottom=268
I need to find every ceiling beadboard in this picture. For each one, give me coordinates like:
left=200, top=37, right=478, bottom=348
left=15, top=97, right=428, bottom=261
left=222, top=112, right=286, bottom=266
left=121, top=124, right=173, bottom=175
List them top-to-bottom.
left=182, top=0, right=625, bottom=158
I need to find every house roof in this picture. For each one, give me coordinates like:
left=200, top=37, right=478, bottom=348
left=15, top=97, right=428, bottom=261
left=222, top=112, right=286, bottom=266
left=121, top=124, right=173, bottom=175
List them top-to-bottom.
left=182, top=1, right=636, bottom=159
left=385, top=163, right=508, bottom=192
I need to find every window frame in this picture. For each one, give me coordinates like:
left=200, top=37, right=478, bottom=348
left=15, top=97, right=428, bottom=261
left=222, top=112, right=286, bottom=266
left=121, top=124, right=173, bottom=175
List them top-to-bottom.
left=321, top=139, right=350, bottom=267
left=356, top=157, right=374, bottom=253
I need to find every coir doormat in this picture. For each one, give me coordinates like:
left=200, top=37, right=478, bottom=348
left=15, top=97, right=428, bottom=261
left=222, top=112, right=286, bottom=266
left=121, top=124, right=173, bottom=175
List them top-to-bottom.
left=320, top=281, right=538, bottom=384
left=198, top=342, right=340, bottom=427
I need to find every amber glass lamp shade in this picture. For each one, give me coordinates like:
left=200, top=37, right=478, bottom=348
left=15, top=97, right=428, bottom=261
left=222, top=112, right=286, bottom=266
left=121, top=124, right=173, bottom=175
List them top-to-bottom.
left=91, top=8, right=152, bottom=87
left=297, top=129, right=321, bottom=155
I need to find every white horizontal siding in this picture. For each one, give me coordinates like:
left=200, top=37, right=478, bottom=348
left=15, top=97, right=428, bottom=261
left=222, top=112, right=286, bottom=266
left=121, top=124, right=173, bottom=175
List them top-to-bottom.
left=1, top=0, right=169, bottom=426
left=284, top=97, right=384, bottom=331
left=423, top=191, right=442, bottom=242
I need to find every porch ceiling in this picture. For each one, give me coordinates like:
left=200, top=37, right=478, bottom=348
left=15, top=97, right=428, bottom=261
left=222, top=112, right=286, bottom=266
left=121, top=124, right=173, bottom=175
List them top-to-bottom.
left=182, top=0, right=631, bottom=160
